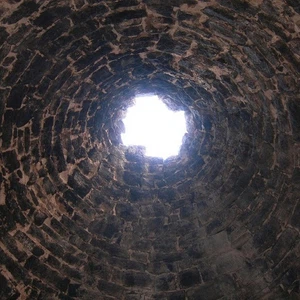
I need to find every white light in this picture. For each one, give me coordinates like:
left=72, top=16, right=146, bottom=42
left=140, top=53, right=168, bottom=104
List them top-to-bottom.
left=121, top=95, right=187, bottom=159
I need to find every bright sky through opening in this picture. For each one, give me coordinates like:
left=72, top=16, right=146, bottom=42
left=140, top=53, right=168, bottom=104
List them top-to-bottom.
left=121, top=95, right=187, bottom=159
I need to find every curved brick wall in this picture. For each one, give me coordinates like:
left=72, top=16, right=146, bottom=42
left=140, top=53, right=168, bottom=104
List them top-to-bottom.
left=0, top=0, right=299, bottom=299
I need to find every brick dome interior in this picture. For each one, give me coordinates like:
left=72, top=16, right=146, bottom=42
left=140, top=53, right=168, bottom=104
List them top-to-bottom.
left=0, top=0, right=300, bottom=299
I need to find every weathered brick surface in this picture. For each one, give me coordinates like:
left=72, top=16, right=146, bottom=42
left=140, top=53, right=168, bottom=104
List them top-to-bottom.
left=0, top=0, right=299, bottom=299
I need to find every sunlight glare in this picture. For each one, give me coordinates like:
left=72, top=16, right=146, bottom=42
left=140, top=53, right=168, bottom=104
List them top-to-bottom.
left=121, top=95, right=187, bottom=159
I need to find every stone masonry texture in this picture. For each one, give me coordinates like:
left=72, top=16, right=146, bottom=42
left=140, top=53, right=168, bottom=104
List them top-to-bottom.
left=0, top=0, right=299, bottom=299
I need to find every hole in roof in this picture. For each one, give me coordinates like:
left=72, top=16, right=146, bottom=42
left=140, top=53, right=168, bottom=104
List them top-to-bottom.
left=121, top=95, right=187, bottom=160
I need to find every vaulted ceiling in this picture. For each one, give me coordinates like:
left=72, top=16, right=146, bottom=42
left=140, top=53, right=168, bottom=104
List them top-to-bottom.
left=0, top=1, right=299, bottom=299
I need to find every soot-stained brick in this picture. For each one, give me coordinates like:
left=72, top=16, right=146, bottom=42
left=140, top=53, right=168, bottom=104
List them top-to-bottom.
left=4, top=1, right=39, bottom=24
left=70, top=4, right=108, bottom=23
left=33, top=6, right=72, bottom=28
left=104, top=10, right=147, bottom=24
left=0, top=26, right=8, bottom=45
left=157, top=34, right=190, bottom=55
left=75, top=45, right=112, bottom=70
left=20, top=54, right=51, bottom=85
left=91, top=66, right=113, bottom=85
left=6, top=85, right=28, bottom=109
left=288, top=99, right=300, bottom=141
left=16, top=106, right=34, bottom=128
left=2, top=150, right=20, bottom=172
left=67, top=169, right=91, bottom=198
left=123, top=171, right=142, bottom=186
left=116, top=203, right=139, bottom=221
left=0, top=248, right=29, bottom=284
left=25, top=256, right=70, bottom=292
left=179, top=268, right=201, bottom=288
left=123, top=271, right=152, bottom=287
left=0, top=273, right=20, bottom=299
left=155, top=274, right=176, bottom=291
left=97, top=280, right=125, bottom=297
